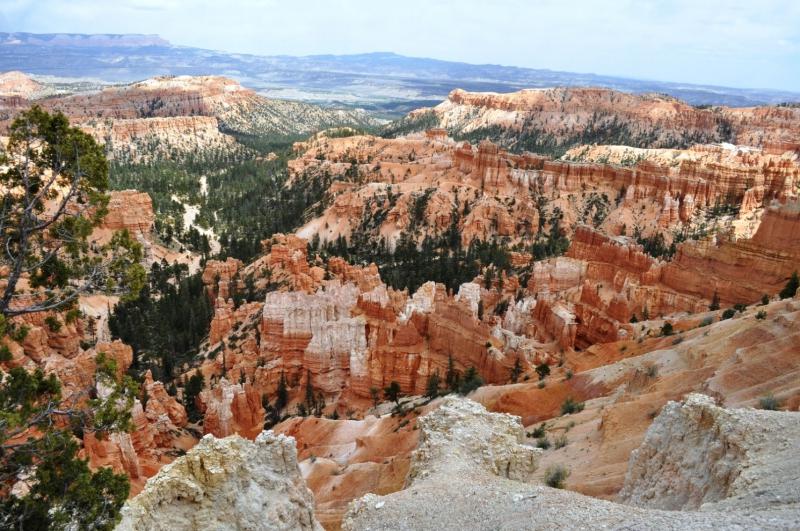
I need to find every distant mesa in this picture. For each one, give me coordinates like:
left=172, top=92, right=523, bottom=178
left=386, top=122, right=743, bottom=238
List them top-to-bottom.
left=0, top=32, right=169, bottom=48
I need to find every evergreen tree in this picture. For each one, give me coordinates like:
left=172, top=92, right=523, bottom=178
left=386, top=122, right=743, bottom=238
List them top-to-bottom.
left=0, top=106, right=146, bottom=318
left=0, top=107, right=147, bottom=528
left=779, top=271, right=799, bottom=299
left=709, top=291, right=721, bottom=311
left=445, top=355, right=460, bottom=393
left=0, top=357, right=136, bottom=529
left=510, top=357, right=523, bottom=383
left=535, top=363, right=551, bottom=381
left=459, top=367, right=483, bottom=395
left=425, top=371, right=440, bottom=399
left=184, top=372, right=204, bottom=423
left=275, top=372, right=288, bottom=413
left=383, top=381, right=401, bottom=404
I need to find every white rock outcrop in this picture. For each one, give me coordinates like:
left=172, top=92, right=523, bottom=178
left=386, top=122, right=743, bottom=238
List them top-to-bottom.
left=619, top=393, right=800, bottom=512
left=343, top=395, right=800, bottom=530
left=407, top=396, right=539, bottom=484
left=117, top=431, right=322, bottom=531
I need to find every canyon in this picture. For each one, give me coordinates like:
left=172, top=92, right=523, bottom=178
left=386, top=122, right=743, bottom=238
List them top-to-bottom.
left=2, top=69, right=800, bottom=530
left=0, top=72, right=381, bottom=161
left=392, top=87, right=800, bottom=156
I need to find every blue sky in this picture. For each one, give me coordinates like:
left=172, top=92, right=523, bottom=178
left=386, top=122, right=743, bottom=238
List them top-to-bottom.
left=1, top=0, right=799, bottom=91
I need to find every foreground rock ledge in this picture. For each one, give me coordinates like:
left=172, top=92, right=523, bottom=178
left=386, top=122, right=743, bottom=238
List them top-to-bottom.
left=343, top=395, right=800, bottom=530
left=116, top=431, right=323, bottom=531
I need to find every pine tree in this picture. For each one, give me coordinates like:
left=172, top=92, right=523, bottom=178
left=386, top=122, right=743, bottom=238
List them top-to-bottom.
left=0, top=108, right=148, bottom=529
left=779, top=271, right=799, bottom=299
left=709, top=291, right=721, bottom=311
left=445, top=355, right=460, bottom=393
left=510, top=357, right=523, bottom=383
left=535, top=363, right=551, bottom=381
left=459, top=367, right=483, bottom=395
left=275, top=372, right=288, bottom=412
left=425, top=372, right=440, bottom=399
left=383, top=381, right=401, bottom=404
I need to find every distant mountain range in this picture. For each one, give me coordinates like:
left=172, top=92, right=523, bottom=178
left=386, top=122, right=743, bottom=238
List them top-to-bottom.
left=1, top=32, right=798, bottom=115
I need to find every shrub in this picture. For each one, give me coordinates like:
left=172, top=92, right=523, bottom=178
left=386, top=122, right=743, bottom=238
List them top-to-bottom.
left=779, top=271, right=799, bottom=299
left=760, top=294, right=770, bottom=306
left=733, top=303, right=747, bottom=313
left=65, top=308, right=82, bottom=324
left=721, top=308, right=736, bottom=320
left=755, top=310, right=767, bottom=320
left=44, top=315, right=62, bottom=332
left=699, top=316, right=713, bottom=327
left=660, top=322, right=674, bottom=336
left=9, top=324, right=29, bottom=342
left=535, top=363, right=551, bottom=381
left=646, top=364, right=658, bottom=378
left=459, top=366, right=483, bottom=395
left=564, top=370, right=573, bottom=380
left=537, top=381, right=546, bottom=389
left=758, top=394, right=781, bottom=411
left=561, top=397, right=585, bottom=415
left=531, top=424, right=546, bottom=438
left=554, top=434, right=568, bottom=449
left=536, top=436, right=551, bottom=450
left=544, top=465, right=570, bottom=489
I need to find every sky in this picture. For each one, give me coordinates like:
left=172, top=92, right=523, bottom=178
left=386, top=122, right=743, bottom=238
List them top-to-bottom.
left=1, top=0, right=799, bottom=91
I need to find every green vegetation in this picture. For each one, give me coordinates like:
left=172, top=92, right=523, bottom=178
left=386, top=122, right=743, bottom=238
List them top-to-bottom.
left=0, top=108, right=144, bottom=528
left=381, top=110, right=439, bottom=138
left=110, top=137, right=326, bottom=263
left=109, top=261, right=214, bottom=382
left=779, top=271, right=799, bottom=299
left=709, top=291, right=721, bottom=311
left=535, top=364, right=551, bottom=381
left=459, top=366, right=484, bottom=395
left=425, top=371, right=441, bottom=398
left=384, top=381, right=402, bottom=404
left=758, top=394, right=781, bottom=411
left=560, top=397, right=585, bottom=415
left=544, top=464, right=570, bottom=489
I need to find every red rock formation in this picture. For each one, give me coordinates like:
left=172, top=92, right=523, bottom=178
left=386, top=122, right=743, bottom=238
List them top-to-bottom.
left=425, top=87, right=800, bottom=149
left=289, top=133, right=799, bottom=256
left=101, top=191, right=155, bottom=234
left=662, top=202, right=800, bottom=304
left=199, top=378, right=265, bottom=439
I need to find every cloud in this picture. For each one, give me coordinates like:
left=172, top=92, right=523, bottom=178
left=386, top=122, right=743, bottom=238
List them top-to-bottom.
left=1, top=0, right=798, bottom=91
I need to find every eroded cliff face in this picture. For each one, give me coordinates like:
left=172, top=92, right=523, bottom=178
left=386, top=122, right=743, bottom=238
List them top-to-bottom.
left=0, top=74, right=381, bottom=161
left=407, top=87, right=800, bottom=152
left=289, top=132, right=799, bottom=254
left=194, top=235, right=532, bottom=431
left=620, top=394, right=800, bottom=512
left=341, top=395, right=800, bottom=531
left=274, top=410, right=423, bottom=528
left=117, top=431, right=323, bottom=531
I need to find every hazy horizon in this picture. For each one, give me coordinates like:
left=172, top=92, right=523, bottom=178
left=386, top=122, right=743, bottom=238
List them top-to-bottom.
left=1, top=0, right=799, bottom=92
